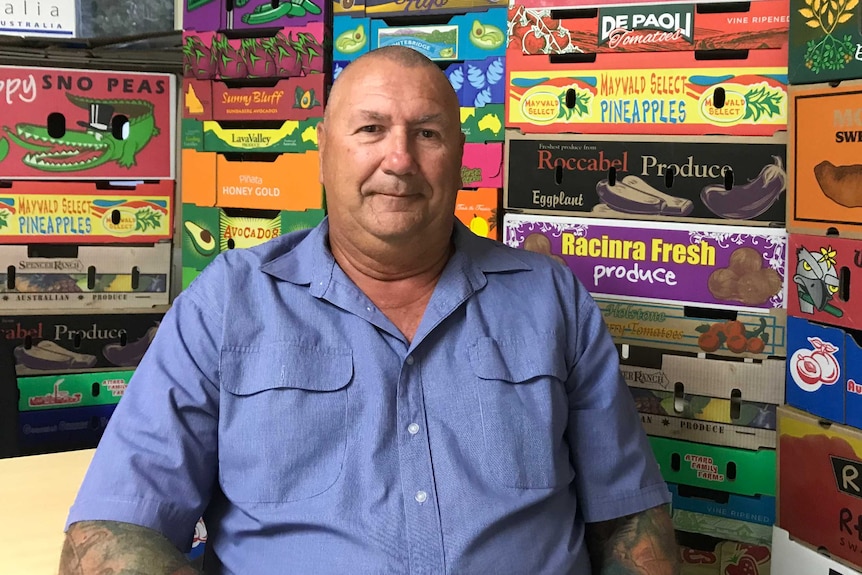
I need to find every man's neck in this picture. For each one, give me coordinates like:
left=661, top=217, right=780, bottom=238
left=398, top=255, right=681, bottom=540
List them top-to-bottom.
left=328, top=232, right=454, bottom=342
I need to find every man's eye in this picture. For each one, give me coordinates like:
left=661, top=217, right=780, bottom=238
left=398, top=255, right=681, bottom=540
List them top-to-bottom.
left=360, top=125, right=380, bottom=133
left=420, top=129, right=437, bottom=138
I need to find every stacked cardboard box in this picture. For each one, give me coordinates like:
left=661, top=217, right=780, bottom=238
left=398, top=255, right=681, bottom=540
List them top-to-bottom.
left=180, top=0, right=331, bottom=288
left=332, top=0, right=507, bottom=238
left=500, top=1, right=791, bottom=571
left=777, top=4, right=862, bottom=570
left=0, top=65, right=177, bottom=458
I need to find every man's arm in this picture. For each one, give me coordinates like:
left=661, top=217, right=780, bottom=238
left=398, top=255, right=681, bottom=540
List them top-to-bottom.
left=585, top=504, right=680, bottom=575
left=59, top=521, right=200, bottom=575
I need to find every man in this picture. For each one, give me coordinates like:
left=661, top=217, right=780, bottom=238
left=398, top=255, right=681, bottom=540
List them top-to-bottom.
left=60, top=47, right=678, bottom=574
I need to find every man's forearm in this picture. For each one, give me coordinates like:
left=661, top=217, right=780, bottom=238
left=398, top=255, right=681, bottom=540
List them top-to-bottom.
left=585, top=504, right=680, bottom=575
left=59, top=520, right=200, bottom=575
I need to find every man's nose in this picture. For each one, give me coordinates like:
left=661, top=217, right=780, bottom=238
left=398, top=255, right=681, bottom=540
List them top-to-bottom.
left=381, top=130, right=418, bottom=176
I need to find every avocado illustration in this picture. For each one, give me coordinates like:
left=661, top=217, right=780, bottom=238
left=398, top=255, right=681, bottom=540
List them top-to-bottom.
left=469, top=20, right=504, bottom=50
left=335, top=24, right=366, bottom=54
left=439, top=47, right=455, bottom=58
left=294, top=87, right=320, bottom=109
left=184, top=220, right=217, bottom=256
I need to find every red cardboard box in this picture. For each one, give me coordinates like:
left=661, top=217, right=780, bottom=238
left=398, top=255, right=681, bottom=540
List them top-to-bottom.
left=508, top=0, right=789, bottom=55
left=0, top=66, right=175, bottom=180
left=182, top=76, right=326, bottom=122
left=787, top=233, right=862, bottom=332
left=778, top=405, right=862, bottom=572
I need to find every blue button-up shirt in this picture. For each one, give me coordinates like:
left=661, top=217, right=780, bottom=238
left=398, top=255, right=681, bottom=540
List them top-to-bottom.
left=67, top=218, right=669, bottom=575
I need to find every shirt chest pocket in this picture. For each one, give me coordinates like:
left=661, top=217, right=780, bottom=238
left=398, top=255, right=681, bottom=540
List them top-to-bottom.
left=469, top=334, right=573, bottom=489
left=219, top=344, right=353, bottom=504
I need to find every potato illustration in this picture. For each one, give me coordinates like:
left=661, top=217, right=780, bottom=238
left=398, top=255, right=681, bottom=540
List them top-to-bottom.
left=523, top=233, right=551, bottom=254
left=709, top=247, right=782, bottom=305
left=728, top=247, right=764, bottom=276
left=708, top=268, right=739, bottom=300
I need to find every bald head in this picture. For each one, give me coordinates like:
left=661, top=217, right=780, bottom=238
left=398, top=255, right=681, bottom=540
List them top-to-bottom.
left=325, top=47, right=460, bottom=122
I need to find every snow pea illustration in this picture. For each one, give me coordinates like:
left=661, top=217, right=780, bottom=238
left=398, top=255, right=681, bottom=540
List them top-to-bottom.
left=242, top=0, right=321, bottom=25
left=469, top=20, right=504, bottom=50
left=335, top=24, right=367, bottom=54
left=0, top=137, right=8, bottom=163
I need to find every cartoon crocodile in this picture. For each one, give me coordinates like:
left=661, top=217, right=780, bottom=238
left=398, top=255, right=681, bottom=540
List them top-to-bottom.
left=0, top=93, right=159, bottom=171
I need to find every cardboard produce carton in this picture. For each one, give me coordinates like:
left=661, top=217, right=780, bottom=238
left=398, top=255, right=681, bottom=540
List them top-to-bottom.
left=183, top=0, right=331, bottom=32
left=362, top=0, right=502, bottom=18
left=508, top=0, right=789, bottom=56
left=789, top=0, right=862, bottom=84
left=370, top=8, right=507, bottom=61
left=182, top=25, right=326, bottom=80
left=506, top=47, right=788, bottom=136
left=0, top=66, right=175, bottom=180
left=182, top=76, right=326, bottom=122
left=789, top=81, right=862, bottom=238
left=461, top=105, right=504, bottom=143
left=182, top=118, right=321, bottom=154
left=504, top=132, right=787, bottom=226
left=462, top=143, right=503, bottom=188
left=181, top=149, right=322, bottom=211
left=0, top=180, right=173, bottom=244
left=455, top=187, right=500, bottom=240
left=181, top=205, right=325, bottom=288
left=503, top=213, right=787, bottom=312
left=787, top=233, right=862, bottom=331
left=0, top=243, right=171, bottom=311
left=597, top=297, right=787, bottom=359
left=0, top=311, right=165, bottom=376
left=785, top=315, right=862, bottom=429
left=621, top=347, right=784, bottom=449
left=17, top=370, right=134, bottom=411
left=18, top=403, right=115, bottom=451
left=778, top=405, right=862, bottom=572
left=650, top=435, right=776, bottom=497
left=669, top=482, right=776, bottom=527
left=674, top=509, right=773, bottom=546
left=772, top=526, right=862, bottom=575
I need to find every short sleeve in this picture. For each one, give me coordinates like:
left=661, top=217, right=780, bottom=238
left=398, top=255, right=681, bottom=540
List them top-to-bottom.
left=65, top=277, right=223, bottom=550
left=565, top=283, right=670, bottom=523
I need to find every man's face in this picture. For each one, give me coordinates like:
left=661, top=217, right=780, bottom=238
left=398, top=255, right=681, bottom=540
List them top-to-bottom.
left=318, top=58, right=465, bottom=244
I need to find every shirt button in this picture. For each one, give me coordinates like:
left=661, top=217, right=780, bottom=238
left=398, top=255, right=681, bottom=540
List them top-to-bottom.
left=366, top=306, right=372, bottom=312
left=406, top=355, right=415, bottom=365
left=407, top=423, right=420, bottom=435
left=415, top=490, right=428, bottom=503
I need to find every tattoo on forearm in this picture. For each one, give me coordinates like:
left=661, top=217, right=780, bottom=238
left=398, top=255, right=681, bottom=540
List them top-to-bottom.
left=586, top=505, right=680, bottom=575
left=59, top=521, right=199, bottom=575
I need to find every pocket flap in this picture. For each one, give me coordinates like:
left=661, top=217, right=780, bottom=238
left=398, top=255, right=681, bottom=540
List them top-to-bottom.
left=468, top=334, right=567, bottom=383
left=221, top=344, right=353, bottom=395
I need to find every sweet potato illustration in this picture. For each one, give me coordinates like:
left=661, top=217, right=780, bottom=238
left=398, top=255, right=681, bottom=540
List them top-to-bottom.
left=813, top=160, right=862, bottom=208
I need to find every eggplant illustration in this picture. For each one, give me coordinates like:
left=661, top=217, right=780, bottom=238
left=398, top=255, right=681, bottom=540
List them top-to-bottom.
left=701, top=156, right=786, bottom=220
left=596, top=176, right=693, bottom=216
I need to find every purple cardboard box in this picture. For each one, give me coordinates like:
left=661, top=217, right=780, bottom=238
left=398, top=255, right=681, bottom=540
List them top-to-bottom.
left=504, top=213, right=787, bottom=312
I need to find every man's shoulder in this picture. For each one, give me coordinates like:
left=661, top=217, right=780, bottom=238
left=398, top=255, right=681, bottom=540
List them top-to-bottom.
left=218, top=226, right=315, bottom=272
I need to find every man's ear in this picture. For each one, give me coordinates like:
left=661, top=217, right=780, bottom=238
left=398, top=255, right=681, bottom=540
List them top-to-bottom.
left=317, top=122, right=326, bottom=185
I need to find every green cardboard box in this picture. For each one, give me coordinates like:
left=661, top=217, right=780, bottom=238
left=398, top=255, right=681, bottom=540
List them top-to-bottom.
left=790, top=0, right=862, bottom=84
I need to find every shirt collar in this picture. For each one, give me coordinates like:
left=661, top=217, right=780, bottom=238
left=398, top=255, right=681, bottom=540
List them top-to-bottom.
left=258, top=217, right=532, bottom=291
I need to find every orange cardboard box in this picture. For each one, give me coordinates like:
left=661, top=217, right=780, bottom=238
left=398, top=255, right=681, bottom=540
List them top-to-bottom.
left=789, top=80, right=862, bottom=238
left=181, top=149, right=322, bottom=211
left=455, top=187, right=500, bottom=240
